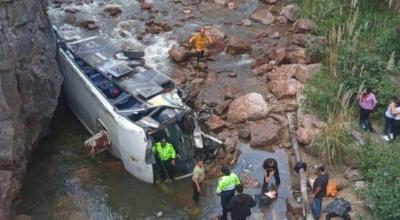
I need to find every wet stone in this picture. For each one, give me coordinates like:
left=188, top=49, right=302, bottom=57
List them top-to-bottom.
left=249, top=118, right=281, bottom=148
left=239, top=172, right=261, bottom=188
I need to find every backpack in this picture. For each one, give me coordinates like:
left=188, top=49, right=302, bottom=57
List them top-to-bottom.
left=325, top=198, right=351, bottom=218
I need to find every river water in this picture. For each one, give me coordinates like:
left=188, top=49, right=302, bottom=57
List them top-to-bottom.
left=20, top=0, right=294, bottom=219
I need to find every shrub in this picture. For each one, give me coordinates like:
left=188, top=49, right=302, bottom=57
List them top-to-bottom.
left=359, top=140, right=400, bottom=220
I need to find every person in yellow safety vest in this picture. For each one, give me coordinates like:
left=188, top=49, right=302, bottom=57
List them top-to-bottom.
left=189, top=27, right=213, bottom=63
left=152, top=139, right=176, bottom=181
left=216, top=166, right=241, bottom=220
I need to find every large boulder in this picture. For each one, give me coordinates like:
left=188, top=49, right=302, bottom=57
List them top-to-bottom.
left=0, top=0, right=63, bottom=218
left=280, top=4, right=300, bottom=22
left=251, top=8, right=275, bottom=25
left=293, top=19, right=317, bottom=33
left=206, top=27, right=226, bottom=54
left=226, top=37, right=252, bottom=55
left=169, top=46, right=193, bottom=63
left=266, top=64, right=302, bottom=81
left=268, top=79, right=298, bottom=99
left=227, top=93, right=270, bottom=123
left=296, top=114, right=327, bottom=145
left=249, top=118, right=282, bottom=148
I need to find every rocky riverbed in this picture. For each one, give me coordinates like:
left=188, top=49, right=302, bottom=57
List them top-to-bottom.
left=1, top=0, right=369, bottom=219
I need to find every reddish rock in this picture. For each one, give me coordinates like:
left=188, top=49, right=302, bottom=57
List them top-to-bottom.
left=280, top=4, right=300, bottom=22
left=104, top=5, right=122, bottom=17
left=251, top=8, right=275, bottom=25
left=293, top=19, right=317, bottom=33
left=145, top=21, right=172, bottom=34
left=206, top=27, right=226, bottom=54
left=226, top=37, right=252, bottom=55
left=169, top=46, right=192, bottom=63
left=287, top=46, right=310, bottom=64
left=267, top=48, right=287, bottom=64
left=252, top=63, right=273, bottom=76
left=294, top=63, right=321, bottom=83
left=265, top=64, right=301, bottom=80
left=170, top=69, right=188, bottom=85
left=268, top=79, right=298, bottom=99
left=227, top=93, right=270, bottom=123
left=214, top=99, right=232, bottom=115
left=206, top=114, right=226, bottom=131
left=296, top=114, right=327, bottom=145
left=249, top=118, right=281, bottom=148
left=240, top=172, right=261, bottom=188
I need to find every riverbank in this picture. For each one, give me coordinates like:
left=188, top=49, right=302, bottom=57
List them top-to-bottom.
left=295, top=0, right=400, bottom=219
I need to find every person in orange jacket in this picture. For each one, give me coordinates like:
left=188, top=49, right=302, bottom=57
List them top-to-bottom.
left=189, top=27, right=213, bottom=63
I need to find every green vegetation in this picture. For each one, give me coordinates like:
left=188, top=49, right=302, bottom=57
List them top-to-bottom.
left=292, top=0, right=400, bottom=218
left=359, top=140, right=400, bottom=220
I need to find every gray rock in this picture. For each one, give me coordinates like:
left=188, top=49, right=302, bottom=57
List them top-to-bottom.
left=0, top=0, right=62, bottom=218
left=251, top=8, right=275, bottom=25
left=227, top=93, right=269, bottom=123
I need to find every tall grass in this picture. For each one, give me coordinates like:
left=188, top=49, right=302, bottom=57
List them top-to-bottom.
left=312, top=85, right=355, bottom=167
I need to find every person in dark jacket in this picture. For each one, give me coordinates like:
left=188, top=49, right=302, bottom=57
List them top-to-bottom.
left=261, top=158, right=280, bottom=193
left=226, top=184, right=256, bottom=220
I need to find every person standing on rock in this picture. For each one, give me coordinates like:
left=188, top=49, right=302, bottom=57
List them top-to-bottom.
left=189, top=27, right=213, bottom=63
left=358, top=87, right=377, bottom=132
left=261, top=158, right=280, bottom=194
left=192, top=159, right=205, bottom=203
left=311, top=164, right=329, bottom=220
left=216, top=166, right=241, bottom=220
left=226, top=184, right=256, bottom=220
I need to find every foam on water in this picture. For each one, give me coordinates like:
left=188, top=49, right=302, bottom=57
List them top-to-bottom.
left=144, top=34, right=177, bottom=74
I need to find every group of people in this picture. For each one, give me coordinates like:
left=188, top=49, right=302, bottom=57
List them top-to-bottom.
left=358, top=87, right=400, bottom=141
left=153, top=139, right=330, bottom=220
left=192, top=158, right=280, bottom=220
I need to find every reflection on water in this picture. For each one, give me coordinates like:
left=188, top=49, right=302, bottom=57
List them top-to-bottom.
left=21, top=104, right=291, bottom=220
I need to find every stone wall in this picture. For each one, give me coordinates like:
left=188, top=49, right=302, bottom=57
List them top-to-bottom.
left=0, top=0, right=62, bottom=218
